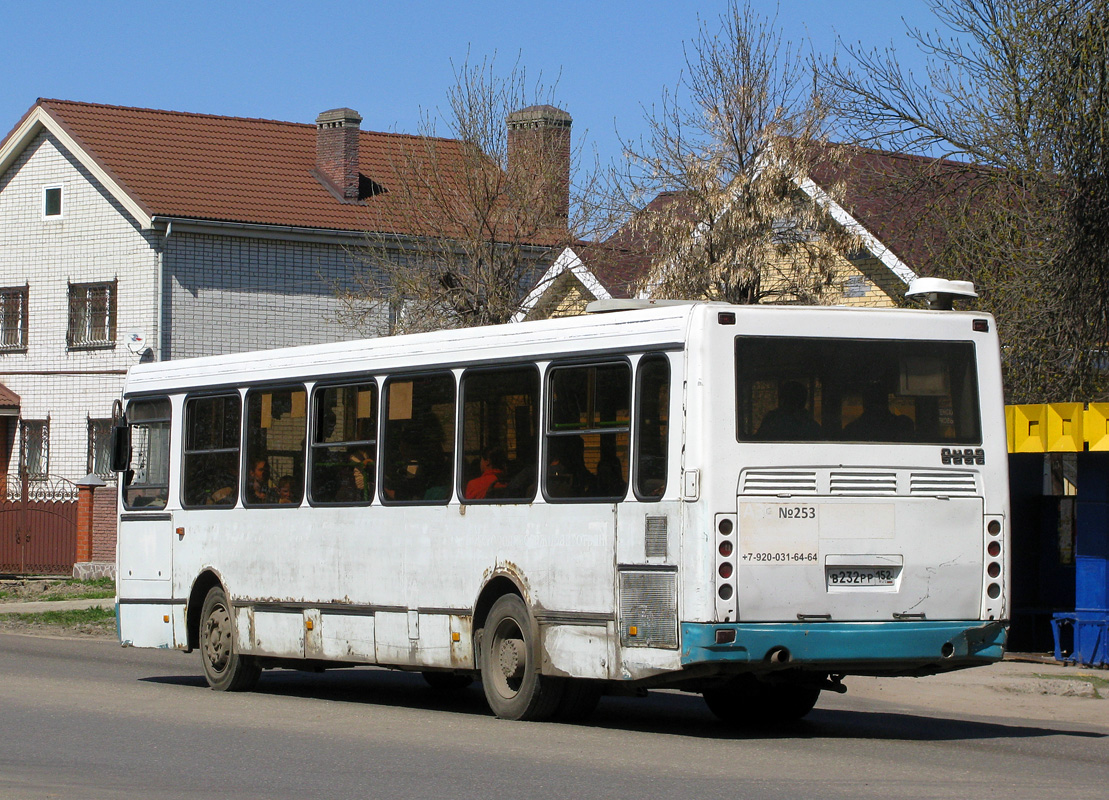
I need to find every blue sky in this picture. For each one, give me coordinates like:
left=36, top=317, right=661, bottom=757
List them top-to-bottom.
left=1, top=0, right=940, bottom=173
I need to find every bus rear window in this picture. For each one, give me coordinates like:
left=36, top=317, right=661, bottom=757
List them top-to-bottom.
left=737, top=337, right=981, bottom=444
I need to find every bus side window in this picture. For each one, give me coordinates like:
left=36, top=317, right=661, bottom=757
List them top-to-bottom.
left=635, top=355, right=670, bottom=500
left=546, top=362, right=631, bottom=502
left=460, top=366, right=539, bottom=503
left=382, top=373, right=455, bottom=504
left=310, top=382, right=377, bottom=504
left=243, top=386, right=308, bottom=506
left=182, top=394, right=241, bottom=508
left=122, top=398, right=171, bottom=511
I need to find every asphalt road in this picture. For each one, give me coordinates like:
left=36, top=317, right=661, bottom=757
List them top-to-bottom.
left=1, top=632, right=1105, bottom=800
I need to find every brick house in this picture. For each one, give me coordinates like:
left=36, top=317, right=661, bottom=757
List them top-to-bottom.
left=0, top=99, right=570, bottom=568
left=517, top=145, right=970, bottom=319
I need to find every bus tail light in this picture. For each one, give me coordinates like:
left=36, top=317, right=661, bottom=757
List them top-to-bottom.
left=714, top=513, right=738, bottom=621
left=982, top=516, right=1007, bottom=619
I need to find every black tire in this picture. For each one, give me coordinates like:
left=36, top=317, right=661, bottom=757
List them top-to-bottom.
left=200, top=586, right=261, bottom=692
left=479, top=594, right=564, bottom=720
left=422, top=671, right=474, bottom=691
left=702, top=674, right=820, bottom=726
left=553, top=679, right=602, bottom=722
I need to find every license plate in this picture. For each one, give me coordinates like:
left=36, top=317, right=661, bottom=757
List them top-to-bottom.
left=825, top=567, right=899, bottom=587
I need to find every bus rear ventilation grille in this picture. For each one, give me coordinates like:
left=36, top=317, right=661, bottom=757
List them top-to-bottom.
left=739, top=470, right=818, bottom=495
left=829, top=471, right=897, bottom=495
left=909, top=471, right=978, bottom=496
left=644, top=516, right=668, bottom=559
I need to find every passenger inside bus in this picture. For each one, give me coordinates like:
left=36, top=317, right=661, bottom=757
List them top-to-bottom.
left=756, top=381, right=822, bottom=441
left=843, top=383, right=914, bottom=441
left=385, top=415, right=451, bottom=501
left=547, top=435, right=595, bottom=497
left=594, top=435, right=626, bottom=496
left=349, top=448, right=374, bottom=501
left=465, top=448, right=508, bottom=499
left=246, top=458, right=272, bottom=503
left=276, top=475, right=295, bottom=504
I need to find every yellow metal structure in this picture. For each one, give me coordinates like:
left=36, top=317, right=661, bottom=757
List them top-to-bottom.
left=1006, top=403, right=1109, bottom=452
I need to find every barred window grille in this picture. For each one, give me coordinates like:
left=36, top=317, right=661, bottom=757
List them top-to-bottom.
left=67, top=281, right=116, bottom=348
left=0, top=286, right=28, bottom=351
left=20, top=418, right=49, bottom=479
left=87, top=418, right=113, bottom=477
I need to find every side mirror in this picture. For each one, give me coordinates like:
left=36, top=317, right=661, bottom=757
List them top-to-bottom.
left=110, top=423, right=131, bottom=472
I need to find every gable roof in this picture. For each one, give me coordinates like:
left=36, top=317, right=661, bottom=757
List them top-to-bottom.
left=0, top=99, right=488, bottom=237
left=572, top=145, right=968, bottom=301
left=513, top=245, right=612, bottom=321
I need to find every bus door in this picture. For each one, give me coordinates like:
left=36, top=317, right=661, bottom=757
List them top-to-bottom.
left=614, top=354, right=681, bottom=653
left=114, top=398, right=176, bottom=647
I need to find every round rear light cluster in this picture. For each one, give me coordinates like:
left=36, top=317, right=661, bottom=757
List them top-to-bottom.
left=717, top=517, right=735, bottom=607
left=985, top=519, right=1003, bottom=605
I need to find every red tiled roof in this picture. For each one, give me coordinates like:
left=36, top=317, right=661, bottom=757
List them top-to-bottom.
left=27, top=99, right=494, bottom=237
left=809, top=144, right=995, bottom=276
left=581, top=192, right=689, bottom=298
left=0, top=383, right=20, bottom=410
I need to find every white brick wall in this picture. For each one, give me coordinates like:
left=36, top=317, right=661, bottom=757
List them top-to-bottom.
left=0, top=130, right=159, bottom=481
left=0, top=130, right=389, bottom=483
left=165, top=233, right=380, bottom=358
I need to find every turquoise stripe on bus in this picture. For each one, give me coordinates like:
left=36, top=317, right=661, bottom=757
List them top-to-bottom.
left=681, top=620, right=1007, bottom=667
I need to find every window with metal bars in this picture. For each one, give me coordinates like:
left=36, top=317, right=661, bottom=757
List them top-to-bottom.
left=67, top=281, right=116, bottom=348
left=0, top=286, right=28, bottom=351
left=20, top=418, right=48, bottom=479
left=87, top=418, right=113, bottom=477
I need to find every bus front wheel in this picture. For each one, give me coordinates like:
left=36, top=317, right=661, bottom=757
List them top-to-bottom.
left=200, top=586, right=261, bottom=692
left=479, top=594, right=564, bottom=720
left=702, top=675, right=820, bottom=726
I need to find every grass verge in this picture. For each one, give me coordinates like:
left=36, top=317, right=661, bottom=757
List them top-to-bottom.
left=41, top=577, right=116, bottom=601
left=2, top=606, right=117, bottom=638
left=1033, top=672, right=1109, bottom=698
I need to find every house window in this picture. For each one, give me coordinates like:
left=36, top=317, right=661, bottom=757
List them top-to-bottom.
left=43, top=186, right=62, bottom=218
left=67, top=281, right=116, bottom=348
left=0, top=286, right=28, bottom=351
left=20, top=418, right=48, bottom=478
left=88, top=418, right=113, bottom=477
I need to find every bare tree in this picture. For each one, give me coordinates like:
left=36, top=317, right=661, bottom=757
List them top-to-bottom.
left=823, top=0, right=1109, bottom=401
left=604, top=2, right=861, bottom=304
left=339, top=56, right=587, bottom=334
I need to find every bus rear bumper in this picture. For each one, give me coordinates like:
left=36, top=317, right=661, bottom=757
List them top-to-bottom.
left=680, top=620, right=1008, bottom=675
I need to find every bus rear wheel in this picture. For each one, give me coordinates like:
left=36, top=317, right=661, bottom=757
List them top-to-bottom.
left=200, top=586, right=261, bottom=692
left=479, top=594, right=564, bottom=720
left=702, top=674, right=820, bottom=726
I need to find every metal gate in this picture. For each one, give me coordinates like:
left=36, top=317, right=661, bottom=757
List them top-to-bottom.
left=0, top=474, right=78, bottom=575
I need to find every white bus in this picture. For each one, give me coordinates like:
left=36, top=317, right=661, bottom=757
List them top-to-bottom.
left=113, top=288, right=1009, bottom=723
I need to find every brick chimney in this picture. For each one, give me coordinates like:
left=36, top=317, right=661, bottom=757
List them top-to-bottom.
left=507, top=105, right=571, bottom=227
left=315, top=108, right=362, bottom=200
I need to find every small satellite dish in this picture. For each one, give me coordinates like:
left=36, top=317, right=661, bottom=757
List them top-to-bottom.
left=124, top=331, right=147, bottom=354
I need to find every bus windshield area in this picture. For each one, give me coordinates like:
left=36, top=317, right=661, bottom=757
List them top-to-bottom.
left=737, top=336, right=982, bottom=444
